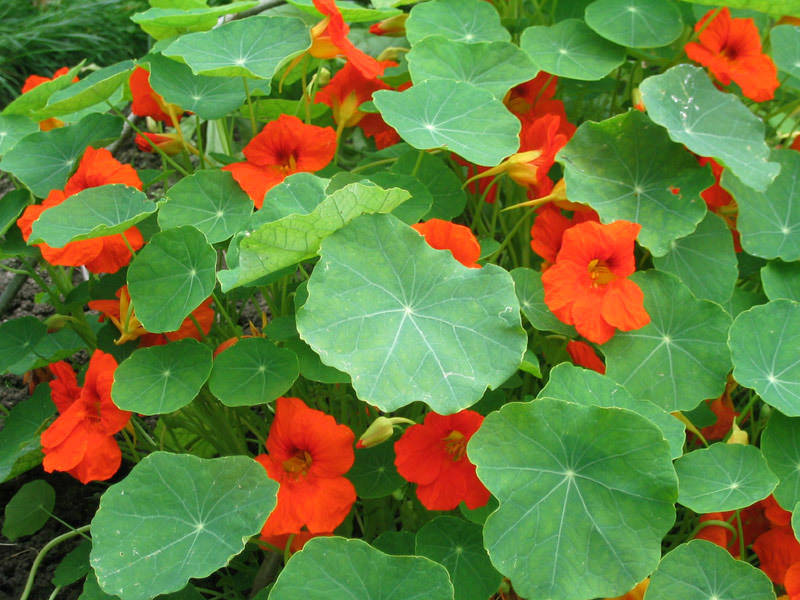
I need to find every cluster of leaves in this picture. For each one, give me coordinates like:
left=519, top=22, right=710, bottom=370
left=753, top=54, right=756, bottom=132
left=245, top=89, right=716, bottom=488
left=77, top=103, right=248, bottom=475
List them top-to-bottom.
left=2, top=0, right=800, bottom=600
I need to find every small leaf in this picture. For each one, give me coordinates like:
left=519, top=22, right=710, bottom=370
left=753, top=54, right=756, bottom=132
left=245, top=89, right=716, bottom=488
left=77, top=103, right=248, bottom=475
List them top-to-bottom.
left=405, top=0, right=510, bottom=44
left=584, top=0, right=683, bottom=48
left=131, top=2, right=259, bottom=39
left=520, top=19, right=626, bottom=81
left=37, top=61, right=134, bottom=119
left=640, top=64, right=780, bottom=193
left=373, top=80, right=520, bottom=167
left=0, top=115, right=38, bottom=155
left=391, top=151, right=466, bottom=220
left=159, top=170, right=252, bottom=243
left=255, top=172, right=329, bottom=224
left=366, top=172, right=433, bottom=224
left=29, top=185, right=156, bottom=247
left=297, top=213, right=527, bottom=414
left=127, top=226, right=217, bottom=333
left=761, top=260, right=800, bottom=302
left=510, top=267, right=576, bottom=336
left=729, top=300, right=800, bottom=416
left=0, top=317, right=47, bottom=373
left=208, top=338, right=299, bottom=407
left=112, top=339, right=213, bottom=415
left=0, top=383, right=55, bottom=482
left=761, top=411, right=800, bottom=511
left=347, top=440, right=405, bottom=499
left=675, top=444, right=777, bottom=513
left=91, top=452, right=278, bottom=600
left=2, top=480, right=55, bottom=541
left=269, top=537, right=455, bottom=600
left=53, top=540, right=92, bottom=587
left=646, top=540, right=776, bottom=600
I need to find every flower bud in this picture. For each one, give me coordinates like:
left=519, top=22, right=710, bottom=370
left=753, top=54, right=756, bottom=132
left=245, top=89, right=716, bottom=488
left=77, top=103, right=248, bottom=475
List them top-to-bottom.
left=369, top=14, right=408, bottom=37
left=356, top=416, right=415, bottom=448
left=727, top=422, right=749, bottom=445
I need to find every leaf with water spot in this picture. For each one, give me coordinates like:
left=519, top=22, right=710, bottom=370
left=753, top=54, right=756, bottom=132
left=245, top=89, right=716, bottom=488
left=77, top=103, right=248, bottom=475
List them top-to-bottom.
left=405, top=0, right=509, bottom=45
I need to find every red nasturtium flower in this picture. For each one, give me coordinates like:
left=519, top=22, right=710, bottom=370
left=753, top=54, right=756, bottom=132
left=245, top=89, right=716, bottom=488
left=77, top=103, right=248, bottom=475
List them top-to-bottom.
left=684, top=7, right=779, bottom=102
left=315, top=60, right=394, bottom=128
left=21, top=66, right=79, bottom=131
left=129, top=66, right=185, bottom=124
left=359, top=80, right=412, bottom=150
left=223, top=114, right=336, bottom=208
left=17, top=147, right=145, bottom=274
left=530, top=202, right=599, bottom=267
left=412, top=219, right=481, bottom=268
left=542, top=220, right=650, bottom=344
left=566, top=340, right=606, bottom=374
left=41, top=350, right=131, bottom=484
left=255, top=397, right=356, bottom=537
left=394, top=410, right=490, bottom=511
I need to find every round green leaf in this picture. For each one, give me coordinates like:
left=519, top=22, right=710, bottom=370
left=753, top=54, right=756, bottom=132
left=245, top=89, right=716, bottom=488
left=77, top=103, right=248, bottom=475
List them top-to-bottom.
left=405, top=0, right=510, bottom=45
left=584, top=0, right=683, bottom=48
left=131, top=2, right=259, bottom=39
left=163, top=16, right=310, bottom=83
left=520, top=19, right=626, bottom=81
left=772, top=25, right=800, bottom=81
left=407, top=37, right=537, bottom=99
left=147, top=54, right=246, bottom=120
left=37, top=61, right=134, bottom=119
left=2, top=63, right=82, bottom=117
left=640, top=64, right=780, bottom=193
left=373, top=80, right=520, bottom=167
left=558, top=110, right=712, bottom=256
left=0, top=112, right=123, bottom=198
left=0, top=114, right=38, bottom=155
left=721, top=149, right=800, bottom=261
left=391, top=150, right=466, bottom=220
left=159, top=170, right=252, bottom=243
left=255, top=172, right=329, bottom=224
left=366, top=172, right=433, bottom=224
left=29, top=185, right=157, bottom=247
left=0, top=189, right=29, bottom=238
left=653, top=212, right=738, bottom=303
left=297, top=213, right=526, bottom=413
left=127, top=226, right=217, bottom=333
left=762, top=260, right=800, bottom=302
left=510, top=267, right=576, bottom=336
left=604, top=270, right=732, bottom=412
left=723, top=286, right=768, bottom=320
left=729, top=300, right=800, bottom=415
left=0, top=316, right=46, bottom=373
left=283, top=336, right=350, bottom=384
left=208, top=337, right=298, bottom=407
left=111, top=339, right=213, bottom=415
left=538, top=363, right=686, bottom=459
left=0, top=383, right=55, bottom=483
left=470, top=398, right=677, bottom=600
left=762, top=411, right=800, bottom=511
left=347, top=439, right=405, bottom=499
left=675, top=444, right=777, bottom=513
left=91, top=452, right=277, bottom=600
left=2, top=479, right=55, bottom=541
left=415, top=516, right=501, bottom=600
left=372, top=531, right=416, bottom=556
left=269, top=537, right=455, bottom=600
left=53, top=540, right=92, bottom=587
left=646, top=540, right=776, bottom=600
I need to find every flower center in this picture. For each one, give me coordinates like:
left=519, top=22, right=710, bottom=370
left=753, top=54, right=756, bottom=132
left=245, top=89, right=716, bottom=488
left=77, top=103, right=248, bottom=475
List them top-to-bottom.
left=277, top=151, right=298, bottom=173
left=587, top=259, right=616, bottom=286
left=442, top=430, right=467, bottom=461
left=282, top=449, right=313, bottom=476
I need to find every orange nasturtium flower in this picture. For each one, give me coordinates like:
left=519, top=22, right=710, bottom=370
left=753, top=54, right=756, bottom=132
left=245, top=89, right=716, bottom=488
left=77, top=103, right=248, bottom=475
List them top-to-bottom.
left=685, top=7, right=779, bottom=102
left=315, top=60, right=394, bottom=128
left=21, top=66, right=79, bottom=131
left=129, top=66, right=185, bottom=125
left=223, top=114, right=336, bottom=209
left=17, top=147, right=145, bottom=274
left=530, top=202, right=599, bottom=267
left=412, top=219, right=481, bottom=268
left=542, top=220, right=650, bottom=344
left=89, top=285, right=214, bottom=346
left=566, top=340, right=606, bottom=374
left=41, top=350, right=131, bottom=484
left=255, top=397, right=356, bottom=538
left=394, top=410, right=491, bottom=511
left=604, top=578, right=649, bottom=600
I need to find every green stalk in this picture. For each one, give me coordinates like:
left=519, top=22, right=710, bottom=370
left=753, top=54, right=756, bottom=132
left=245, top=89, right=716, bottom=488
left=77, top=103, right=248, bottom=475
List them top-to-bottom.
left=242, top=76, right=258, bottom=138
left=20, top=525, right=92, bottom=600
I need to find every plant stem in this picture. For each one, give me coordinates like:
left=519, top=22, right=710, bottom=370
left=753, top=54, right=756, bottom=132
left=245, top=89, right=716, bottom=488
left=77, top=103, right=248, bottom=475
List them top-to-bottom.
left=243, top=76, right=258, bottom=137
left=19, top=525, right=92, bottom=600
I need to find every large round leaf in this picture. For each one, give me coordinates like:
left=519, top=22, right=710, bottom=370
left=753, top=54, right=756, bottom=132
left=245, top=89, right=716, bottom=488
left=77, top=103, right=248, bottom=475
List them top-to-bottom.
left=405, top=0, right=509, bottom=45
left=584, top=0, right=683, bottom=48
left=164, top=16, right=310, bottom=85
left=520, top=19, right=626, bottom=81
left=772, top=25, right=800, bottom=81
left=407, top=37, right=537, bottom=99
left=147, top=54, right=246, bottom=120
left=640, top=64, right=780, bottom=193
left=373, top=80, right=520, bottom=167
left=558, top=110, right=712, bottom=256
left=0, top=115, right=39, bottom=156
left=721, top=149, right=800, bottom=261
left=159, top=170, right=252, bottom=243
left=29, top=185, right=157, bottom=247
left=653, top=212, right=737, bottom=304
left=296, top=213, right=526, bottom=414
left=127, top=226, right=217, bottom=333
left=762, top=260, right=800, bottom=302
left=510, top=267, right=576, bottom=336
left=603, top=270, right=732, bottom=412
left=729, top=300, right=800, bottom=416
left=0, top=317, right=46, bottom=373
left=208, top=337, right=298, bottom=407
left=111, top=339, right=213, bottom=415
left=538, top=363, right=685, bottom=459
left=470, top=398, right=677, bottom=600
left=762, top=411, right=800, bottom=511
left=347, top=439, right=405, bottom=499
left=675, top=444, right=777, bottom=513
left=91, top=452, right=277, bottom=600
left=415, top=516, right=501, bottom=600
left=269, top=537, right=455, bottom=600
left=646, top=540, right=775, bottom=600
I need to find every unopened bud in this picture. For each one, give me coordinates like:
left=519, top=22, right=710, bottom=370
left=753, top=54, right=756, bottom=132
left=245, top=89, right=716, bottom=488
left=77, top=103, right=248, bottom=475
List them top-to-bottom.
left=369, top=14, right=408, bottom=37
left=376, top=47, right=407, bottom=63
left=357, top=416, right=415, bottom=448
left=727, top=422, right=749, bottom=445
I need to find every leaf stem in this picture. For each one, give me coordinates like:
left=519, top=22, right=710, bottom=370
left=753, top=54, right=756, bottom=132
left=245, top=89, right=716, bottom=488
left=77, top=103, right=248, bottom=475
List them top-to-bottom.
left=242, top=76, right=258, bottom=138
left=19, top=525, right=92, bottom=600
